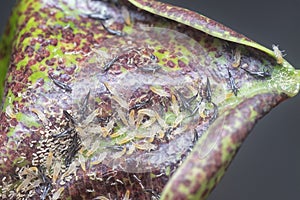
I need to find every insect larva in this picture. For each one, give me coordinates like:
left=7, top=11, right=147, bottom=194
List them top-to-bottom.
left=272, top=44, right=285, bottom=64
left=232, top=49, right=241, bottom=68
left=150, top=86, right=171, bottom=97
left=170, top=94, right=180, bottom=116
left=111, top=95, right=129, bottom=110
left=30, top=108, right=47, bottom=124
left=116, top=108, right=129, bottom=127
left=81, top=109, right=99, bottom=127
left=128, top=110, right=135, bottom=127
left=155, top=113, right=168, bottom=129
left=173, top=113, right=185, bottom=127
left=101, top=119, right=115, bottom=138
left=110, top=127, right=127, bottom=138
left=116, top=135, right=134, bottom=145
left=86, top=140, right=100, bottom=157
left=133, top=141, right=156, bottom=151
left=45, top=151, right=53, bottom=173
left=90, top=152, right=107, bottom=166
left=78, top=154, right=86, bottom=172
left=52, top=162, right=61, bottom=183
left=61, top=162, right=77, bottom=180
left=19, top=166, right=38, bottom=176
left=16, top=176, right=34, bottom=192
left=52, top=187, right=65, bottom=200
left=123, top=190, right=130, bottom=200
left=93, top=196, right=110, bottom=200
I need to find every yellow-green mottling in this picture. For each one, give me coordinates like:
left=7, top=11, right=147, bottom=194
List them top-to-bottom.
left=0, top=0, right=299, bottom=199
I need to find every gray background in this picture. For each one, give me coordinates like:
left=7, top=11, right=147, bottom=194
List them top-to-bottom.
left=1, top=0, right=299, bottom=199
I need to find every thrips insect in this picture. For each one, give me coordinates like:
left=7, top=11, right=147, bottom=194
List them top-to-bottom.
left=100, top=21, right=124, bottom=36
left=272, top=44, right=285, bottom=64
left=241, top=66, right=272, bottom=78
left=227, top=68, right=238, bottom=96
left=49, top=74, right=72, bottom=92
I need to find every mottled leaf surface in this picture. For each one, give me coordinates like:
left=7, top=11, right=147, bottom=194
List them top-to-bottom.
left=0, top=0, right=299, bottom=200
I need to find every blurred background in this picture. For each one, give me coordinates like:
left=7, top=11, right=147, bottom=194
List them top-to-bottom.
left=1, top=0, right=299, bottom=199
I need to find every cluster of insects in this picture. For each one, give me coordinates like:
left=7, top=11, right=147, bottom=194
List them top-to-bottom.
left=0, top=0, right=286, bottom=199
left=225, top=43, right=281, bottom=97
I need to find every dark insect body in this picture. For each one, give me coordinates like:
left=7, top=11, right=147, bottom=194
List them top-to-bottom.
left=87, top=13, right=112, bottom=21
left=100, top=21, right=125, bottom=36
left=103, top=56, right=119, bottom=72
left=242, top=66, right=272, bottom=78
left=227, top=68, right=239, bottom=96
left=49, top=74, right=72, bottom=92
left=38, top=166, right=52, bottom=200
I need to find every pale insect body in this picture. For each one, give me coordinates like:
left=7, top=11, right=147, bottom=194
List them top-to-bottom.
left=272, top=44, right=285, bottom=64
left=232, top=48, right=241, bottom=68
left=104, top=82, right=129, bottom=110
left=150, top=86, right=171, bottom=97
left=170, top=94, right=180, bottom=116
left=111, top=95, right=129, bottom=110
left=30, top=108, right=48, bottom=125
left=116, top=108, right=129, bottom=127
left=80, top=109, right=99, bottom=127
left=128, top=110, right=135, bottom=127
left=173, top=113, right=185, bottom=127
left=100, top=118, right=115, bottom=138
left=110, top=127, right=127, bottom=138
left=116, top=135, right=134, bottom=145
left=86, top=140, right=101, bottom=157
left=133, top=141, right=157, bottom=151
left=45, top=151, right=53, bottom=173
left=90, top=152, right=107, bottom=166
left=78, top=153, right=86, bottom=172
left=52, top=162, right=62, bottom=183
left=61, top=162, right=77, bottom=180
left=16, top=176, right=35, bottom=193
left=52, top=187, right=65, bottom=200
left=123, top=190, right=130, bottom=200
left=93, top=196, right=110, bottom=200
